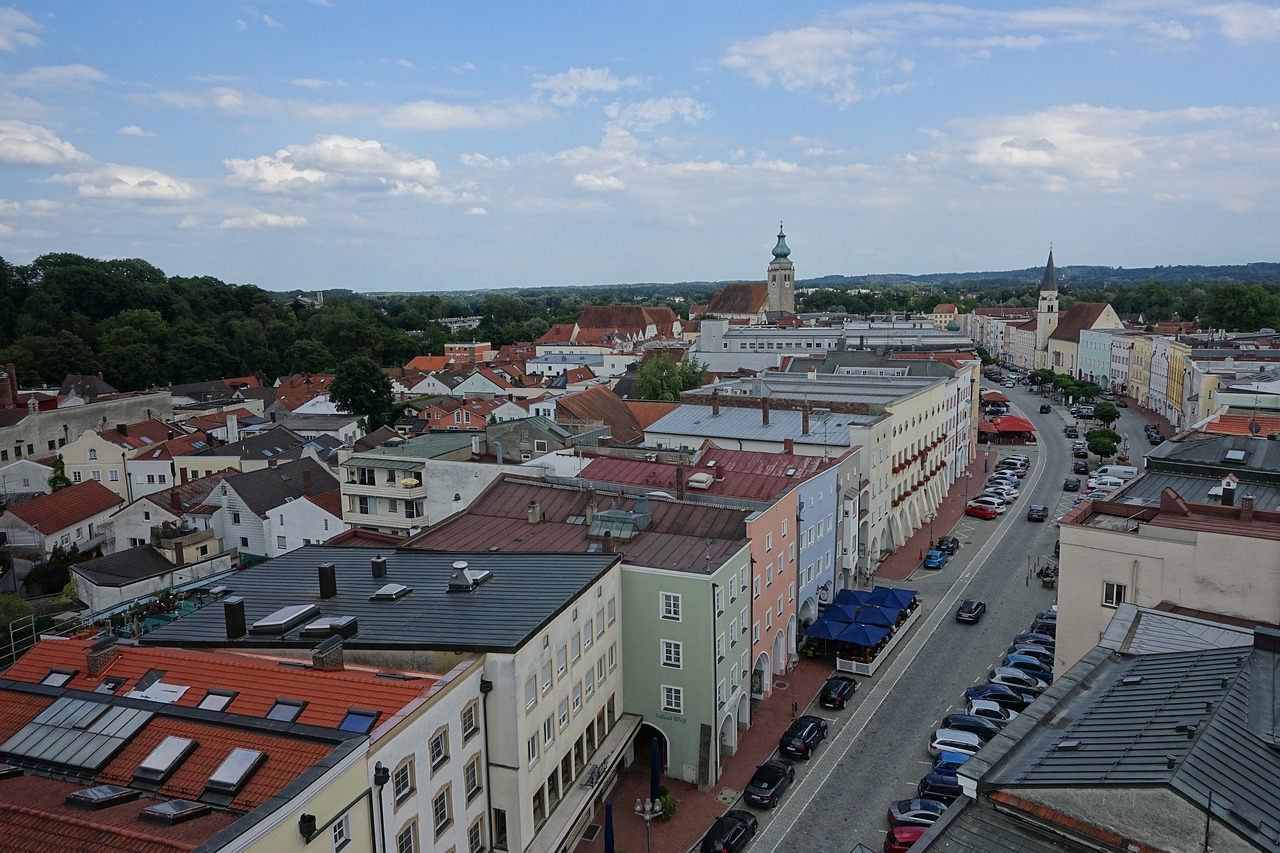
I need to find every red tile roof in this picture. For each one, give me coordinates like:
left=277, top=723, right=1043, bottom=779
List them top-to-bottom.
left=705, top=282, right=768, bottom=315
left=1049, top=301, right=1114, bottom=343
left=932, top=303, right=957, bottom=313
left=576, top=305, right=680, bottom=338
left=537, top=323, right=577, bottom=344
left=404, top=355, right=453, bottom=372
left=561, top=366, right=597, bottom=384
left=272, top=374, right=335, bottom=411
left=223, top=375, right=261, bottom=389
left=553, top=386, right=644, bottom=443
left=625, top=400, right=680, bottom=428
left=178, top=408, right=257, bottom=433
left=1196, top=413, right=1280, bottom=436
left=100, top=419, right=183, bottom=449
left=582, top=448, right=834, bottom=502
left=5, top=479, right=123, bottom=533
left=305, top=488, right=343, bottom=517
left=324, top=527, right=407, bottom=547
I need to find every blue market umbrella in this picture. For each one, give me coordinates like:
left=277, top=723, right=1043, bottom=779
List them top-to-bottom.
left=867, top=586, right=917, bottom=610
left=833, top=589, right=872, bottom=607
left=821, top=603, right=861, bottom=623
left=854, top=605, right=898, bottom=628
left=804, top=618, right=842, bottom=641
left=835, top=622, right=889, bottom=647
left=650, top=741, right=661, bottom=802
left=604, top=803, right=615, bottom=853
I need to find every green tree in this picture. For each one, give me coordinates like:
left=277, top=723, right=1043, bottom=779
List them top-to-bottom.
left=1199, top=284, right=1280, bottom=332
left=284, top=339, right=335, bottom=374
left=974, top=345, right=995, bottom=365
left=634, top=353, right=707, bottom=401
left=331, top=355, right=397, bottom=431
left=1076, top=382, right=1102, bottom=401
left=1093, top=401, right=1120, bottom=427
left=1087, top=435, right=1117, bottom=463
left=48, top=454, right=73, bottom=491
left=23, top=544, right=81, bottom=595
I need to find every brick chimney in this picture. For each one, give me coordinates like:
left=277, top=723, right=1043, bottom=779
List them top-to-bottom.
left=711, top=390, right=720, bottom=416
left=761, top=397, right=770, bottom=427
left=802, top=403, right=810, bottom=435
left=784, top=438, right=795, bottom=454
left=675, top=463, right=686, bottom=500
left=302, top=470, right=312, bottom=494
left=1241, top=494, right=1256, bottom=523
left=602, top=531, right=614, bottom=553
left=311, top=635, right=344, bottom=671
left=87, top=637, right=119, bottom=676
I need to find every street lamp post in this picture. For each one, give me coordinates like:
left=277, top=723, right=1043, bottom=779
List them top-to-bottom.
left=925, top=512, right=936, bottom=550
left=635, top=798, right=662, bottom=853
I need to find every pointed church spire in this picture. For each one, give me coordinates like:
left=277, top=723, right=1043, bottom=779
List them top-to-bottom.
left=772, top=222, right=791, bottom=262
left=1040, top=246, right=1057, bottom=292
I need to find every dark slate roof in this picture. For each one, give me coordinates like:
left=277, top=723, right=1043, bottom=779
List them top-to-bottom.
left=1040, top=250, right=1057, bottom=293
left=1048, top=301, right=1113, bottom=343
left=193, top=424, right=307, bottom=460
left=272, top=434, right=343, bottom=467
left=224, top=457, right=338, bottom=516
left=72, top=545, right=174, bottom=586
left=138, top=546, right=621, bottom=652
left=974, top=644, right=1280, bottom=850
left=918, top=798, right=1073, bottom=852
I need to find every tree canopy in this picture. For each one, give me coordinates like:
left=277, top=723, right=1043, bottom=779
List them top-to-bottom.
left=633, top=354, right=708, bottom=401
left=330, top=355, right=398, bottom=431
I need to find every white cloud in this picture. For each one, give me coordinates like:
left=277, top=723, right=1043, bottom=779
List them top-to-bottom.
left=1199, top=2, right=1280, bottom=42
left=0, top=7, right=40, bottom=51
left=722, top=26, right=878, bottom=106
left=10, top=64, right=108, bottom=89
left=532, top=66, right=642, bottom=106
left=292, top=78, right=347, bottom=88
left=152, top=86, right=371, bottom=122
left=604, top=97, right=711, bottom=132
left=385, top=98, right=549, bottom=130
left=0, top=120, right=88, bottom=165
left=117, top=125, right=155, bottom=137
left=225, top=135, right=444, bottom=197
left=459, top=152, right=511, bottom=169
left=48, top=163, right=198, bottom=200
left=573, top=173, right=625, bottom=192
left=463, top=207, right=488, bottom=215
left=218, top=211, right=308, bottom=229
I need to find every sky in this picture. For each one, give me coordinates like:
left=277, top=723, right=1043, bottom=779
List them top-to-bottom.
left=0, top=2, right=1278, bottom=293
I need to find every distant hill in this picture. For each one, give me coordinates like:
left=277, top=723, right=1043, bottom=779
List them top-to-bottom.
left=801, top=262, right=1280, bottom=290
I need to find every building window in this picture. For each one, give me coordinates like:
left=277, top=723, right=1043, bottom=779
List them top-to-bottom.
left=88, top=449, right=98, bottom=460
left=91, top=470, right=101, bottom=481
left=109, top=470, right=118, bottom=481
left=72, top=471, right=82, bottom=482
left=231, top=512, right=241, bottom=524
left=276, top=535, right=287, bottom=549
left=239, top=537, right=249, bottom=548
left=753, top=578, right=761, bottom=599
left=1103, top=581, right=1127, bottom=607
left=714, top=586, right=724, bottom=616
left=660, top=592, right=681, bottom=621
left=776, top=595, right=783, bottom=617
left=607, top=596, right=616, bottom=624
left=583, top=617, right=594, bottom=648
left=729, top=619, right=738, bottom=645
left=752, top=622, right=760, bottom=644
left=571, top=632, right=581, bottom=662
left=716, top=633, right=725, bottom=663
left=661, top=640, right=682, bottom=669
left=609, top=642, right=616, bottom=671
left=556, top=645, right=568, bottom=677
left=541, top=661, right=553, bottom=694
left=585, top=669, right=595, bottom=698
left=525, top=676, right=537, bottom=710
left=572, top=683, right=583, bottom=714
left=661, top=685, right=683, bottom=714
left=558, top=699, right=570, bottom=730
left=461, top=701, right=479, bottom=742
left=543, top=715, right=555, bottom=747
left=429, top=727, right=449, bottom=770
left=527, top=735, right=539, bottom=766
left=465, top=754, right=483, bottom=801
left=393, top=756, right=416, bottom=803
left=431, top=785, right=453, bottom=837
left=492, top=809, right=508, bottom=851
left=332, top=811, right=352, bottom=851
left=468, top=816, right=484, bottom=853
left=396, top=821, right=418, bottom=853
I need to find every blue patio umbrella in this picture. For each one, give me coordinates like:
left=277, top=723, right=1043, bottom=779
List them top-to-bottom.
left=867, top=586, right=917, bottom=610
left=832, top=589, right=872, bottom=607
left=821, top=603, right=861, bottom=623
left=854, top=605, right=898, bottom=628
left=804, top=618, right=843, bottom=641
left=835, top=622, right=890, bottom=647
left=650, top=741, right=661, bottom=802
left=604, top=803, right=615, bottom=853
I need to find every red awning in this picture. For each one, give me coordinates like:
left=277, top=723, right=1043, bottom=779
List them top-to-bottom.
left=981, top=390, right=1010, bottom=402
left=991, top=415, right=1036, bottom=433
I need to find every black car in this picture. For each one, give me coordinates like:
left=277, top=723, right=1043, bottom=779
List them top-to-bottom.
left=1116, top=399, right=1128, bottom=407
left=1039, top=403, right=1052, bottom=414
left=1149, top=433, right=1165, bottom=445
left=1073, top=446, right=1090, bottom=458
left=1072, top=459, right=1090, bottom=474
left=1062, top=476, right=1081, bottom=491
left=1025, top=504, right=1048, bottom=522
left=935, top=535, right=961, bottom=555
left=955, top=598, right=986, bottom=624
left=1029, top=618, right=1057, bottom=638
left=1011, top=632, right=1055, bottom=650
left=818, top=675, right=857, bottom=710
left=964, top=683, right=1036, bottom=713
left=941, top=713, right=1003, bottom=742
left=778, top=715, right=828, bottom=759
left=743, top=759, right=795, bottom=808
left=917, top=772, right=963, bottom=804
left=887, top=798, right=948, bottom=828
left=699, top=810, right=759, bottom=853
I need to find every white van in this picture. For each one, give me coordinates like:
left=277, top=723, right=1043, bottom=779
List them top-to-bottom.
left=1093, top=465, right=1139, bottom=481
left=1087, top=476, right=1125, bottom=490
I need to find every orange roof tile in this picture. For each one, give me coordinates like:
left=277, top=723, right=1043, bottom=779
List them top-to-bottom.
left=706, top=282, right=768, bottom=315
left=404, top=355, right=453, bottom=371
left=273, top=374, right=335, bottom=411
left=223, top=375, right=261, bottom=389
left=625, top=400, right=679, bottom=428
left=1198, top=413, right=1280, bottom=436
left=5, top=479, right=123, bottom=533
left=305, top=488, right=343, bottom=517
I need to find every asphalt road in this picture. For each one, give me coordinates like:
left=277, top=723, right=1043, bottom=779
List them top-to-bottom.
left=740, top=381, right=1103, bottom=853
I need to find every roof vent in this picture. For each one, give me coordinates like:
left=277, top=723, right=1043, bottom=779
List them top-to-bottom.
left=371, top=555, right=387, bottom=578
left=448, top=560, right=493, bottom=592
left=370, top=583, right=411, bottom=601
left=250, top=603, right=320, bottom=634
left=300, top=615, right=358, bottom=639
left=1121, top=675, right=1143, bottom=685
left=1055, top=740, right=1082, bottom=751
left=0, top=764, right=21, bottom=781
left=65, top=784, right=140, bottom=810
left=140, top=799, right=211, bottom=825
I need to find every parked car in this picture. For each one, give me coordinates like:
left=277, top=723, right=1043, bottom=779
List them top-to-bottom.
left=1003, top=380, right=1016, bottom=388
left=1116, top=399, right=1128, bottom=407
left=1039, top=403, right=1052, bottom=413
left=1064, top=425, right=1079, bottom=438
left=1149, top=433, right=1165, bottom=445
left=1073, top=446, right=1090, bottom=458
left=1072, top=459, right=1090, bottom=474
left=994, top=460, right=1028, bottom=474
left=988, top=473, right=1021, bottom=486
left=1063, top=476, right=1081, bottom=491
left=1087, top=476, right=1125, bottom=490
left=986, top=485, right=1020, bottom=500
left=968, top=496, right=1007, bottom=514
left=966, top=503, right=999, bottom=520
left=1025, top=504, right=1048, bottom=522
left=936, top=535, right=961, bottom=555
left=922, top=549, right=949, bottom=569
left=955, top=598, right=986, bottom=624
left=1034, top=608, right=1058, bottom=623
left=1011, top=632, right=1055, bottom=650
left=1007, top=644, right=1054, bottom=666
left=1003, top=654, right=1054, bottom=684
left=988, top=666, right=1048, bottom=694
left=818, top=675, right=858, bottom=710
left=965, top=683, right=1036, bottom=713
left=966, top=698, right=1019, bottom=725
left=941, top=713, right=1003, bottom=741
left=779, top=715, right=828, bottom=759
left=929, top=728, right=984, bottom=757
left=931, top=750, right=972, bottom=775
left=743, top=759, right=795, bottom=809
left=917, top=772, right=964, bottom=804
left=887, top=798, right=949, bottom=828
left=699, top=810, right=759, bottom=853
left=885, top=825, right=929, bottom=853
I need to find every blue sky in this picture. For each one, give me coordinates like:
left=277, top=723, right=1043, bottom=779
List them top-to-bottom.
left=1, top=1, right=1278, bottom=292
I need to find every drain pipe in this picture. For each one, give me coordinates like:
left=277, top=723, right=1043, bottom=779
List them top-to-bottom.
left=480, top=676, right=495, bottom=846
left=373, top=761, right=390, bottom=853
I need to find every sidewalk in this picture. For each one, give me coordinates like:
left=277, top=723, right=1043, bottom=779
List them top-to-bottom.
left=574, top=657, right=831, bottom=853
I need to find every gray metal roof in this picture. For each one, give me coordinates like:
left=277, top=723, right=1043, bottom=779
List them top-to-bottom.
left=646, top=404, right=879, bottom=445
left=344, top=433, right=474, bottom=463
left=1114, top=471, right=1280, bottom=511
left=73, top=545, right=175, bottom=587
left=138, top=546, right=621, bottom=652
left=1099, top=604, right=1255, bottom=656
left=974, top=644, right=1280, bottom=849
left=920, top=798, right=1075, bottom=852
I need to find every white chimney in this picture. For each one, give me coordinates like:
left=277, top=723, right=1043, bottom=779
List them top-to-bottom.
left=226, top=412, right=240, bottom=443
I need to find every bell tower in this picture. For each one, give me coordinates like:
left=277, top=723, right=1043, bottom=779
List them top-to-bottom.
left=767, top=223, right=795, bottom=314
left=1035, top=248, right=1059, bottom=368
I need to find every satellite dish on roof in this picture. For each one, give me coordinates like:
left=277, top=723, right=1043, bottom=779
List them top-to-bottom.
left=1249, top=420, right=1261, bottom=436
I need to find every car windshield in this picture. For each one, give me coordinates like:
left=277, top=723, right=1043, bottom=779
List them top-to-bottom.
left=752, top=765, right=787, bottom=784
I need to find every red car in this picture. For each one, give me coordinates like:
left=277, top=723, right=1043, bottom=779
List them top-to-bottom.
left=965, top=503, right=998, bottom=520
left=884, top=824, right=928, bottom=852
